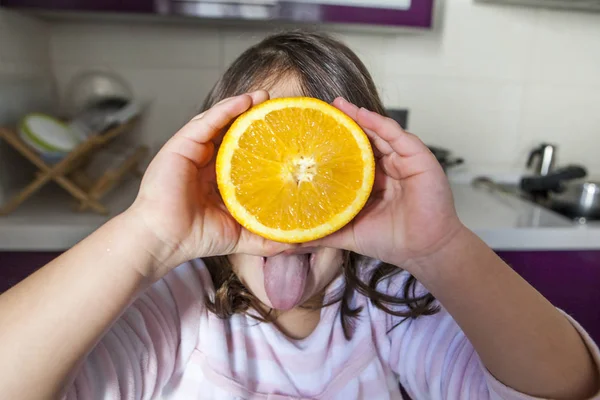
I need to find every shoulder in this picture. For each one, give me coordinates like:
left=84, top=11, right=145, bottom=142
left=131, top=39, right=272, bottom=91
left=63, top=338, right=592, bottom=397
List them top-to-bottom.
left=135, top=258, right=214, bottom=327
left=161, top=258, right=215, bottom=298
left=353, top=258, right=439, bottom=329
left=357, top=258, right=431, bottom=305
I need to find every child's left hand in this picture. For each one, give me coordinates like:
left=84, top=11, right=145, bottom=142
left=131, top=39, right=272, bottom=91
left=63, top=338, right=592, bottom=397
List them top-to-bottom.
left=308, top=98, right=465, bottom=269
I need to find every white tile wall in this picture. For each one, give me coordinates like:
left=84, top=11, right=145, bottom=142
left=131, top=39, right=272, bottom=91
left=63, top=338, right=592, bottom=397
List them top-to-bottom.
left=46, top=0, right=600, bottom=172
left=381, top=1, right=537, bottom=82
left=0, top=9, right=54, bottom=203
left=0, top=9, right=52, bottom=77
left=527, top=9, right=600, bottom=87
left=51, top=21, right=224, bottom=152
left=51, top=22, right=221, bottom=70
left=221, top=28, right=268, bottom=67
left=52, top=64, right=221, bottom=149
left=383, top=76, right=524, bottom=167
left=519, top=84, right=600, bottom=173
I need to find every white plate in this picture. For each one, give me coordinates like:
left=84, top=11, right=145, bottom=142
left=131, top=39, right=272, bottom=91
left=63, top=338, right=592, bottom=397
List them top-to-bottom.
left=20, top=113, right=78, bottom=153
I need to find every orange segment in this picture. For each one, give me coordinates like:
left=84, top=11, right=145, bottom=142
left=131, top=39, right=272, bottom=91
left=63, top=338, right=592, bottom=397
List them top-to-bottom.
left=216, top=97, right=375, bottom=243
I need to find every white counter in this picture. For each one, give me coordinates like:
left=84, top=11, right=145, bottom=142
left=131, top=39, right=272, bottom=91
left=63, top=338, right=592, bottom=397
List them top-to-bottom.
left=1, top=181, right=600, bottom=252
left=0, top=182, right=138, bottom=251
left=452, top=184, right=600, bottom=251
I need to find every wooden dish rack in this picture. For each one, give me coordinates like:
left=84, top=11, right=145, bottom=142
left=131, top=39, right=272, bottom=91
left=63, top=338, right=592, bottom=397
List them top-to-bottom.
left=0, top=118, right=148, bottom=216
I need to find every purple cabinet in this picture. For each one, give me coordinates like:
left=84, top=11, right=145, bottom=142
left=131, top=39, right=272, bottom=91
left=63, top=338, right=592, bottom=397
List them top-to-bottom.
left=0, top=0, right=436, bottom=29
left=0, top=0, right=156, bottom=13
left=315, top=1, right=435, bottom=28
left=2, top=248, right=598, bottom=345
left=0, top=251, right=59, bottom=293
left=497, top=251, right=600, bottom=345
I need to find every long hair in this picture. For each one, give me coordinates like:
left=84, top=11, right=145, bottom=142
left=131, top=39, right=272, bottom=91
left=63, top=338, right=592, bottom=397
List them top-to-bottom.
left=202, top=30, right=439, bottom=339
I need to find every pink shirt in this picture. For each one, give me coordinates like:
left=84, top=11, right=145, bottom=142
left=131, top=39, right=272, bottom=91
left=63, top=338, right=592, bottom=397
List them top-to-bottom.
left=65, top=259, right=600, bottom=399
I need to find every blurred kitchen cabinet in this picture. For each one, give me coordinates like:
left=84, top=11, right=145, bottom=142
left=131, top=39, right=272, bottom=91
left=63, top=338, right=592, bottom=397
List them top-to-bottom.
left=0, top=0, right=436, bottom=29
left=0, top=0, right=157, bottom=13
left=298, top=0, right=435, bottom=28
left=1, top=249, right=598, bottom=347
left=0, top=251, right=59, bottom=293
left=497, top=251, right=600, bottom=345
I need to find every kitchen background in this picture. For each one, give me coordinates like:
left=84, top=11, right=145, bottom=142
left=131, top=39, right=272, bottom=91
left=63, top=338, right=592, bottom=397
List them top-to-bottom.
left=1, top=0, right=600, bottom=343
left=1, top=0, right=600, bottom=173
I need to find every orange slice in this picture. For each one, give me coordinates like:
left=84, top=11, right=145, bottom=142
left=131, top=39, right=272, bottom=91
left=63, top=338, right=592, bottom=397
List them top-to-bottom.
left=216, top=97, right=375, bottom=243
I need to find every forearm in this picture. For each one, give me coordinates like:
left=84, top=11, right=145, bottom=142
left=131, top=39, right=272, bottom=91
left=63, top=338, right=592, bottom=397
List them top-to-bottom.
left=0, top=212, right=167, bottom=399
left=410, top=226, right=599, bottom=399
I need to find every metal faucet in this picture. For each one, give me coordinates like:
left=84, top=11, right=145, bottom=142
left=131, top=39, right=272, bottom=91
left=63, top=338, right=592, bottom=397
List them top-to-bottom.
left=527, top=143, right=557, bottom=176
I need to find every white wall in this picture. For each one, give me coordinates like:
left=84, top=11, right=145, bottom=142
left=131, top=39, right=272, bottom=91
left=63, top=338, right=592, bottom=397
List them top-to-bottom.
left=48, top=0, right=600, bottom=173
left=0, top=8, right=52, bottom=79
left=0, top=9, right=54, bottom=201
left=49, top=22, right=223, bottom=152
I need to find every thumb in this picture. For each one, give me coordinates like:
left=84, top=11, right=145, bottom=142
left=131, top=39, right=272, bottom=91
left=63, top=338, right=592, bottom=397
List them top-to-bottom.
left=302, top=224, right=356, bottom=252
left=234, top=228, right=297, bottom=256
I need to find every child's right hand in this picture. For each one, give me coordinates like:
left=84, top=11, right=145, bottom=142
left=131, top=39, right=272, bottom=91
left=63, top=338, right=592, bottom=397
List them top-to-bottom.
left=126, top=91, right=294, bottom=281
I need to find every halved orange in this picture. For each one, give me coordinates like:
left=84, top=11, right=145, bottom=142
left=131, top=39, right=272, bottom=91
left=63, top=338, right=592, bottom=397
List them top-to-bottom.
left=216, top=97, right=375, bottom=243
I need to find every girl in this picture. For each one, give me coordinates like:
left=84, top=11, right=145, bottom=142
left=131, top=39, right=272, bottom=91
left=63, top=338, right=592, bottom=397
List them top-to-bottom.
left=0, top=31, right=599, bottom=400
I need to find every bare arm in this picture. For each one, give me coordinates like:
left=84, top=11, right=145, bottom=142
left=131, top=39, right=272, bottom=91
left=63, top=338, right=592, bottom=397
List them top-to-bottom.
left=0, top=91, right=288, bottom=400
left=314, top=97, right=600, bottom=399
left=0, top=213, right=158, bottom=399
left=410, top=226, right=599, bottom=399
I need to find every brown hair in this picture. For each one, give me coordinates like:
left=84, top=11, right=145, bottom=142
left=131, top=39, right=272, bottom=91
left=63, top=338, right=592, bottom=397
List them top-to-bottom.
left=202, top=30, right=439, bottom=339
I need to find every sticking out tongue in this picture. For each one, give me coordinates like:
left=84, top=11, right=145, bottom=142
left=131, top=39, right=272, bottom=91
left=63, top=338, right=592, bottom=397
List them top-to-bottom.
left=264, top=253, right=309, bottom=311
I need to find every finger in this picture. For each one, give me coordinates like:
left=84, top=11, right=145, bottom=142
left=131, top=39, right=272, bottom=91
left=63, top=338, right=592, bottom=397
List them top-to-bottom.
left=247, top=89, right=270, bottom=106
left=177, top=90, right=269, bottom=145
left=193, top=90, right=270, bottom=122
left=213, top=90, right=271, bottom=148
left=214, top=90, right=269, bottom=109
left=162, top=92, right=267, bottom=168
left=175, top=93, right=253, bottom=144
left=162, top=95, right=251, bottom=168
left=332, top=96, right=360, bottom=119
left=191, top=97, right=234, bottom=121
left=333, top=97, right=428, bottom=157
left=332, top=98, right=391, bottom=157
left=349, top=105, right=442, bottom=179
left=356, top=107, right=429, bottom=157
left=366, top=128, right=393, bottom=157
left=158, top=135, right=216, bottom=172
left=195, top=141, right=214, bottom=168
left=381, top=150, right=441, bottom=180
left=197, top=162, right=219, bottom=201
left=373, top=164, right=387, bottom=191
left=360, top=165, right=387, bottom=208
left=301, top=224, right=356, bottom=252
left=234, top=229, right=297, bottom=256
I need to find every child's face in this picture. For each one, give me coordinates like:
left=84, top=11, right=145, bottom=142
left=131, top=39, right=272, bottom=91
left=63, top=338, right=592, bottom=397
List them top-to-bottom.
left=227, top=79, right=345, bottom=311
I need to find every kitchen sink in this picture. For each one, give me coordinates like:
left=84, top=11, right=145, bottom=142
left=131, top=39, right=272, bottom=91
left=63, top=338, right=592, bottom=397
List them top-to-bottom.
left=470, top=176, right=592, bottom=225
left=471, top=177, right=529, bottom=199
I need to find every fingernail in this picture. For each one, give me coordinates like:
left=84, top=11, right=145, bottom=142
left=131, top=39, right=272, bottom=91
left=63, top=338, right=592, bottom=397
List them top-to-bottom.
left=231, top=93, right=249, bottom=100
left=361, top=107, right=377, bottom=115
left=191, top=112, right=206, bottom=121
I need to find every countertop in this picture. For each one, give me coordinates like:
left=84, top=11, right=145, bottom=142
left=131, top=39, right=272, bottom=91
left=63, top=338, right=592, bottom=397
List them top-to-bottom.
left=1, top=180, right=600, bottom=252
left=0, top=182, right=138, bottom=252
left=452, top=184, right=599, bottom=251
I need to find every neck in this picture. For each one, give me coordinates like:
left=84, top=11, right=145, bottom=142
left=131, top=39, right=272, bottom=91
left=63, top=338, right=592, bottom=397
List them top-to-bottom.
left=258, top=272, right=344, bottom=340
left=257, top=292, right=325, bottom=340
left=273, top=306, right=322, bottom=340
